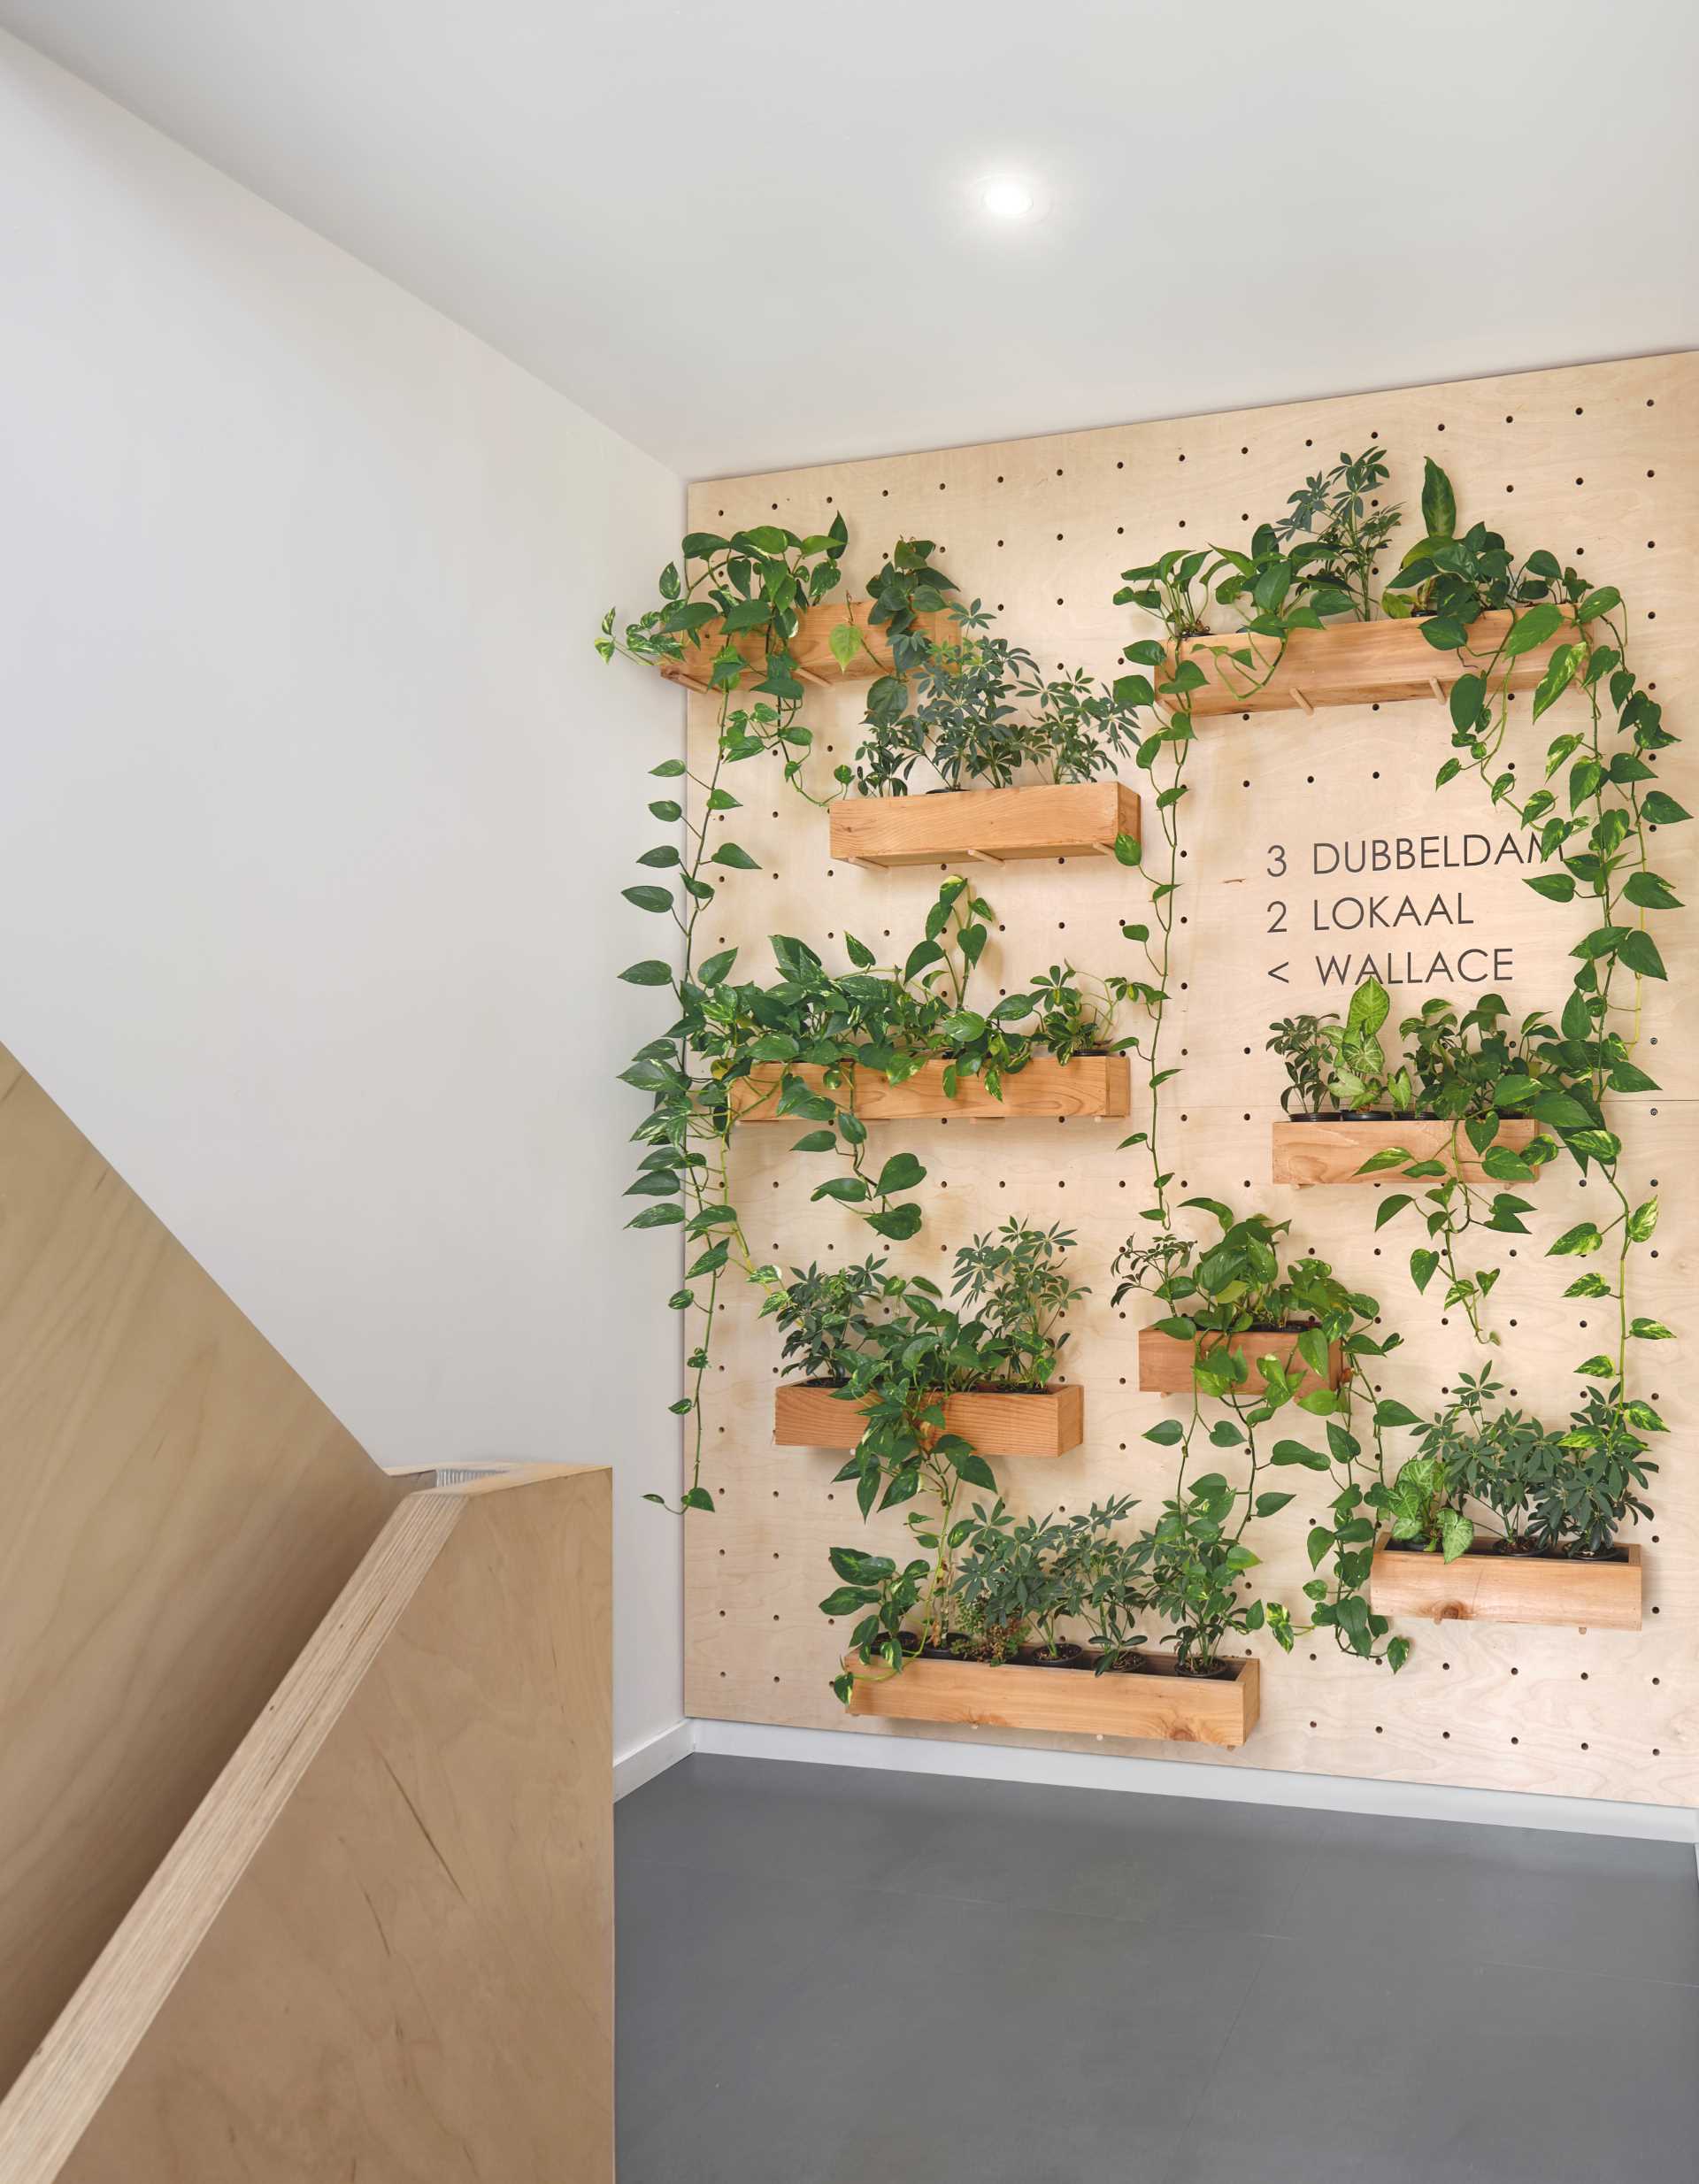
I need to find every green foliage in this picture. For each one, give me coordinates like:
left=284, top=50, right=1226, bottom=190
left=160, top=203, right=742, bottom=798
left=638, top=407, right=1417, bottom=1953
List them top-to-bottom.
left=1265, top=445, right=1402, bottom=622
left=599, top=515, right=848, bottom=724
left=862, top=536, right=958, bottom=679
left=1108, top=542, right=1410, bottom=1676
left=855, top=602, right=1144, bottom=793
left=625, top=867, right=1132, bottom=1506
left=1322, top=976, right=1414, bottom=1112
left=1272, top=979, right=1573, bottom=1120
left=1270, top=983, right=1564, bottom=1346
left=1398, top=993, right=1554, bottom=1119
left=1265, top=1013, right=1335, bottom=1118
left=1109, top=1197, right=1401, bottom=1670
left=1112, top=1201, right=1375, bottom=1357
left=949, top=1218, right=1089, bottom=1389
left=769, top=1220, right=1087, bottom=1398
left=762, top=1256, right=888, bottom=1385
left=1389, top=1367, right=1656, bottom=1565
left=1142, top=1474, right=1267, bottom=1673
left=947, top=1501, right=1075, bottom=1661
left=823, top=1547, right=932, bottom=1703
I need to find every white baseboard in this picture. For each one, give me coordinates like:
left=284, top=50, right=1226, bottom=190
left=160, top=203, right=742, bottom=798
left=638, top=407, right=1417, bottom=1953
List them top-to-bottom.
left=614, top=1718, right=696, bottom=1801
left=690, top=1719, right=1698, bottom=1848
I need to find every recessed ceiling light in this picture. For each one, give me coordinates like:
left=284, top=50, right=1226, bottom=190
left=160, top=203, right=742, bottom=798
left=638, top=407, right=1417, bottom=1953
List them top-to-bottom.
left=981, top=178, right=1035, bottom=220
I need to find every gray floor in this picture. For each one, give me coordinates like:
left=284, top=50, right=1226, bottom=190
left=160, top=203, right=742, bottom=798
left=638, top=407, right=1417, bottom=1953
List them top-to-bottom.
left=617, top=1754, right=1699, bottom=2184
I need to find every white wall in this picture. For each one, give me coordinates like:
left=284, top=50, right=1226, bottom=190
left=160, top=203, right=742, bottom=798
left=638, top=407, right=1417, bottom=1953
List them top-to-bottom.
left=0, top=32, right=686, bottom=1763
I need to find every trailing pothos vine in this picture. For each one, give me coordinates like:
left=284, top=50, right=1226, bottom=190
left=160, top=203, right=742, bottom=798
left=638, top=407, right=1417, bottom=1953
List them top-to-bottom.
left=1225, top=449, right=1681, bottom=1567
left=1389, top=462, right=1680, bottom=1550
left=1401, top=466, right=1680, bottom=1404
left=603, top=517, right=1145, bottom=1516
left=1109, top=553, right=1408, bottom=1668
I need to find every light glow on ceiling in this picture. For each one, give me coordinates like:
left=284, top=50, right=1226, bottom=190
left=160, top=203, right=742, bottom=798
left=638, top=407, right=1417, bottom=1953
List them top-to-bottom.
left=980, top=178, right=1036, bottom=220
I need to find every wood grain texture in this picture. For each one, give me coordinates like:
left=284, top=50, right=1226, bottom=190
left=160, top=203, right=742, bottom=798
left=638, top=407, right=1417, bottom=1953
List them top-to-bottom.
left=683, top=352, right=1698, bottom=1810
left=657, top=602, right=949, bottom=692
left=1174, top=608, right=1575, bottom=718
left=829, top=781, right=1141, bottom=866
left=0, top=1045, right=408, bottom=2096
left=729, top=1055, right=1131, bottom=1121
left=1271, top=1116, right=1543, bottom=1187
left=1136, top=1328, right=1344, bottom=1396
left=774, top=1380, right=1083, bottom=1457
left=0, top=1467, right=611, bottom=2184
left=1371, top=1537, right=1642, bottom=1632
left=849, top=1652, right=1259, bottom=1747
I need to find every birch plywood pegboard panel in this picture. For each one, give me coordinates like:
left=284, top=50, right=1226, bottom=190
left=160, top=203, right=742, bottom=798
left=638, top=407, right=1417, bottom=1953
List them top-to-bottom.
left=680, top=351, right=1699, bottom=1807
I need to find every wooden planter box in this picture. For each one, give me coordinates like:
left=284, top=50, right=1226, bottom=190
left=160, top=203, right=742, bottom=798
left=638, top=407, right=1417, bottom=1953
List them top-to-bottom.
left=657, top=602, right=951, bottom=694
left=1169, top=608, right=1575, bottom=719
left=829, top=781, right=1141, bottom=869
left=729, top=1054, right=1131, bottom=1123
left=1272, top=1116, right=1542, bottom=1188
left=1137, top=1327, right=1344, bottom=1396
left=775, top=1381, right=1082, bottom=1457
left=1370, top=1537, right=1642, bottom=1632
left=846, top=1651, right=1259, bottom=1748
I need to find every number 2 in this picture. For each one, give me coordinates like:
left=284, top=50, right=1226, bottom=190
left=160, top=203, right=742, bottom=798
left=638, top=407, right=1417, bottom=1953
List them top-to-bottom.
left=1267, top=901, right=1287, bottom=934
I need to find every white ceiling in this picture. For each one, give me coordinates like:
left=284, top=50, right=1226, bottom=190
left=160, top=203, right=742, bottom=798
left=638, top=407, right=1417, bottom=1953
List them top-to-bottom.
left=7, top=0, right=1697, bottom=480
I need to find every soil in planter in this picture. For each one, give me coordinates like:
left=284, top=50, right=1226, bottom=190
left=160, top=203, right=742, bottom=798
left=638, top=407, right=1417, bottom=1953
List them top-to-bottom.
left=1283, top=1110, right=1503, bottom=1127
left=1200, top=1320, right=1322, bottom=1336
left=789, top=1378, right=1060, bottom=1396
left=1384, top=1537, right=1630, bottom=1565
left=949, top=1643, right=1242, bottom=1683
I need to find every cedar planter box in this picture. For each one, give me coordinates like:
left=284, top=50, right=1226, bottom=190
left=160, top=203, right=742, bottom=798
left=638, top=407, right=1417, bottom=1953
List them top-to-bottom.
left=657, top=602, right=951, bottom=694
left=1169, top=608, right=1575, bottom=719
left=829, top=781, right=1141, bottom=869
left=729, top=1055, right=1131, bottom=1123
left=1272, top=1116, right=1541, bottom=1188
left=1137, top=1327, right=1344, bottom=1397
left=775, top=1381, right=1082, bottom=1457
left=1370, top=1536, right=1642, bottom=1632
left=846, top=1650, right=1259, bottom=1748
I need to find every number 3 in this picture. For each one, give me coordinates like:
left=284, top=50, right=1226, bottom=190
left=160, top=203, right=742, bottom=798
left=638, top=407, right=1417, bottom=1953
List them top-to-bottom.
left=1266, top=844, right=1287, bottom=876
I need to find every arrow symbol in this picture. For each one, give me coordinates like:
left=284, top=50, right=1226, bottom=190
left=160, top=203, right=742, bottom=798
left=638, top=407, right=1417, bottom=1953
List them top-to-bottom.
left=1268, top=962, right=1289, bottom=983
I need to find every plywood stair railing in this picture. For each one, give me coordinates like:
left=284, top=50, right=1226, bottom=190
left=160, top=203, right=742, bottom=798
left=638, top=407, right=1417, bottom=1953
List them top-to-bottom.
left=0, top=1043, right=411, bottom=2090
left=0, top=1046, right=613, bottom=2180
left=0, top=1466, right=613, bottom=2184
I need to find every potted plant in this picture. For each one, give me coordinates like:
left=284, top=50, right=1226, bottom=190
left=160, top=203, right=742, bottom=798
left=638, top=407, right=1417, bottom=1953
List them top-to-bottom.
left=1157, top=452, right=1575, bottom=718
left=600, top=518, right=956, bottom=698
left=788, top=533, right=958, bottom=683
left=830, top=586, right=1144, bottom=865
left=724, top=881, right=1137, bottom=1127
left=1269, top=979, right=1561, bottom=1343
left=1119, top=1200, right=1365, bottom=1397
left=768, top=1222, right=1088, bottom=1457
left=1370, top=1369, right=1650, bottom=1629
left=832, top=1492, right=1262, bottom=1745
left=948, top=1501, right=1076, bottom=1664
